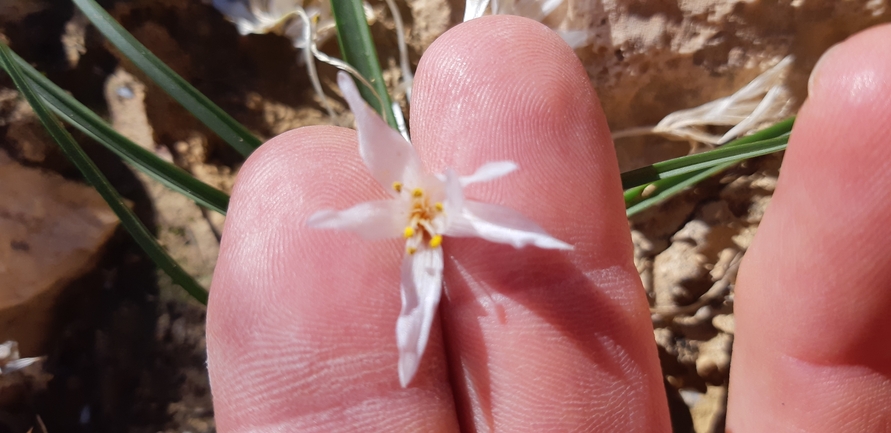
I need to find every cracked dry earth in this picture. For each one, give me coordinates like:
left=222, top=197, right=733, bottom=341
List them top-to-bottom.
left=0, top=0, right=889, bottom=431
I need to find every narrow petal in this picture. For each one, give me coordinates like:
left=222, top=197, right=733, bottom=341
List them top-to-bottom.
left=212, top=0, right=259, bottom=35
left=463, top=0, right=491, bottom=21
left=557, top=30, right=592, bottom=49
left=337, top=72, right=425, bottom=192
left=459, top=161, right=518, bottom=186
left=443, top=168, right=466, bottom=214
left=306, top=199, right=405, bottom=240
left=445, top=200, right=573, bottom=250
left=395, top=247, right=444, bottom=387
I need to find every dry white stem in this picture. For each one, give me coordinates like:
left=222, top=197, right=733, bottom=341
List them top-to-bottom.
left=294, top=8, right=336, bottom=119
left=614, top=56, right=793, bottom=146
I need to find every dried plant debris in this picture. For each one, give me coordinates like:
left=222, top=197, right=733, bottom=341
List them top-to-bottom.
left=212, top=0, right=416, bottom=122
left=212, top=0, right=338, bottom=45
left=213, top=0, right=341, bottom=120
left=463, top=0, right=590, bottom=48
left=613, top=56, right=794, bottom=146
left=0, top=341, right=51, bottom=406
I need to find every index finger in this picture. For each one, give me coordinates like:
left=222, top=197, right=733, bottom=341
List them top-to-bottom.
left=413, top=16, right=670, bottom=431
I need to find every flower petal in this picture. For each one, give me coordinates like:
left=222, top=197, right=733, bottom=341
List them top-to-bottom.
left=212, top=0, right=259, bottom=35
left=213, top=0, right=300, bottom=35
left=463, top=0, right=491, bottom=21
left=338, top=72, right=425, bottom=192
left=459, top=161, right=518, bottom=186
left=443, top=168, right=466, bottom=214
left=306, top=200, right=405, bottom=240
left=446, top=200, right=573, bottom=250
left=395, top=247, right=444, bottom=387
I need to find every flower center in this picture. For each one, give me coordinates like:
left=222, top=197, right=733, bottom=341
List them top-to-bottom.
left=393, top=182, right=444, bottom=254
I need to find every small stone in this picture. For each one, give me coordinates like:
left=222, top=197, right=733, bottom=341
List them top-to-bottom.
left=0, top=152, right=118, bottom=355
left=653, top=240, right=707, bottom=306
left=712, top=314, right=736, bottom=335
left=696, top=333, right=733, bottom=380
left=691, top=385, right=728, bottom=433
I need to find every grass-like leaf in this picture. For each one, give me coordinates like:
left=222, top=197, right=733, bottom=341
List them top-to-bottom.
left=72, top=0, right=261, bottom=157
left=331, top=0, right=398, bottom=129
left=0, top=42, right=208, bottom=305
left=1, top=49, right=229, bottom=215
left=624, top=117, right=795, bottom=217
left=620, top=135, right=789, bottom=190
left=624, top=165, right=730, bottom=217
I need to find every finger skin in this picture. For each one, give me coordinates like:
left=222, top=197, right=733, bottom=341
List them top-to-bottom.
left=413, top=17, right=670, bottom=431
left=727, top=24, right=891, bottom=431
left=206, top=127, right=459, bottom=432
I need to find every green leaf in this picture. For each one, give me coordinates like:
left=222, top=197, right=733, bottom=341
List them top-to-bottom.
left=72, top=0, right=261, bottom=157
left=331, top=0, right=398, bottom=129
left=0, top=42, right=208, bottom=305
left=1, top=50, right=229, bottom=215
left=624, top=117, right=795, bottom=217
left=620, top=134, right=789, bottom=190
left=624, top=164, right=729, bottom=217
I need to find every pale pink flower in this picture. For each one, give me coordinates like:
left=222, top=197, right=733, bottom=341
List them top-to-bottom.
left=308, top=72, right=572, bottom=387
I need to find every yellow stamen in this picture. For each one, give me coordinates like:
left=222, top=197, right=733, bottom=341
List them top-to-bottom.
left=392, top=182, right=403, bottom=193
left=412, top=188, right=424, bottom=197
left=434, top=202, right=444, bottom=211
left=403, top=226, right=415, bottom=238
left=429, top=235, right=443, bottom=248
left=407, top=246, right=417, bottom=255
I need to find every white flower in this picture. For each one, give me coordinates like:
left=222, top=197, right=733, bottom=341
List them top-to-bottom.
left=307, top=72, right=573, bottom=387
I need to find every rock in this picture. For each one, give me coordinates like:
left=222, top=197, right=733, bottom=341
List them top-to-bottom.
left=407, top=0, right=454, bottom=53
left=61, top=10, right=89, bottom=68
left=1, top=89, right=55, bottom=164
left=0, top=151, right=119, bottom=356
left=653, top=230, right=708, bottom=306
left=708, top=248, right=738, bottom=281
left=712, top=314, right=735, bottom=335
left=695, top=332, right=733, bottom=381
left=691, top=385, right=727, bottom=433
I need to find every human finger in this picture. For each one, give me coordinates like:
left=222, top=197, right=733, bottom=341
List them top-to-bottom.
left=412, top=16, right=671, bottom=431
left=727, top=23, right=891, bottom=432
left=206, top=127, right=460, bottom=431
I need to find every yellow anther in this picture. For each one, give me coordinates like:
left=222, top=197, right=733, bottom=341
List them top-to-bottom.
left=392, top=182, right=403, bottom=193
left=412, top=188, right=424, bottom=197
left=434, top=202, right=444, bottom=211
left=403, top=226, right=415, bottom=238
left=429, top=235, right=443, bottom=248
left=407, top=246, right=417, bottom=255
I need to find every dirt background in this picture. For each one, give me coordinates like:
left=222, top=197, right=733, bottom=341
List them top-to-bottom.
left=0, top=0, right=889, bottom=432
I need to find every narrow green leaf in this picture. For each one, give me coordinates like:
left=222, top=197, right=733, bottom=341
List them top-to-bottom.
left=72, top=0, right=261, bottom=156
left=331, top=0, right=398, bottom=128
left=0, top=42, right=208, bottom=305
left=0, top=50, right=229, bottom=215
left=726, top=116, right=794, bottom=146
left=624, top=117, right=795, bottom=217
left=620, top=134, right=789, bottom=190
left=624, top=164, right=729, bottom=217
